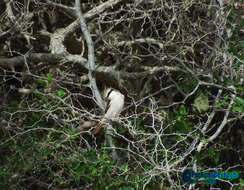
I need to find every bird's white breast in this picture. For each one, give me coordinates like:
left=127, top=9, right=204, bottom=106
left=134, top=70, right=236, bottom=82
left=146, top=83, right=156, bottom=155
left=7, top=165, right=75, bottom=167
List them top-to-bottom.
left=104, top=90, right=124, bottom=119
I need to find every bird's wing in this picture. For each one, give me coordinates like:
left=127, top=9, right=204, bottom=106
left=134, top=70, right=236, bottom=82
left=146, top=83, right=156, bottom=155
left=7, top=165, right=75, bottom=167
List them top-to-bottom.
left=91, top=99, right=110, bottom=135
left=91, top=121, right=104, bottom=135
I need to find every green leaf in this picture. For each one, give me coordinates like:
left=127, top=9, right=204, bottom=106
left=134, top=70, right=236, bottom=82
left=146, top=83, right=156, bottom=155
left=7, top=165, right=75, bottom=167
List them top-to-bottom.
left=239, top=42, right=244, bottom=48
left=94, top=64, right=100, bottom=71
left=46, top=73, right=52, bottom=83
left=36, top=77, right=47, bottom=87
left=189, top=77, right=198, bottom=86
left=235, top=85, right=244, bottom=91
left=57, top=89, right=65, bottom=97
left=36, top=90, right=44, bottom=99
left=193, top=92, right=209, bottom=113
left=234, top=97, right=244, bottom=106
left=179, top=105, right=187, bottom=115
left=232, top=106, right=243, bottom=113
left=71, top=111, right=76, bottom=117
left=135, top=119, right=142, bottom=126
left=174, top=120, right=190, bottom=132
left=70, top=135, right=77, bottom=140
left=177, top=136, right=184, bottom=141
left=201, top=137, right=207, bottom=143
left=194, top=151, right=201, bottom=161
left=73, top=162, right=80, bottom=170
left=120, top=164, right=128, bottom=172
left=91, top=167, right=97, bottom=175
left=56, top=177, right=63, bottom=184
left=240, top=178, right=244, bottom=186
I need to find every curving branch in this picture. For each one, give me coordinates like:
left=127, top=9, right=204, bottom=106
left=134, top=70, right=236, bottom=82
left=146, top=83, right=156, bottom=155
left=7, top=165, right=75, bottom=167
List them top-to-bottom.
left=75, top=0, right=104, bottom=111
left=75, top=0, right=119, bottom=162
left=0, top=53, right=87, bottom=69
left=197, top=86, right=236, bottom=152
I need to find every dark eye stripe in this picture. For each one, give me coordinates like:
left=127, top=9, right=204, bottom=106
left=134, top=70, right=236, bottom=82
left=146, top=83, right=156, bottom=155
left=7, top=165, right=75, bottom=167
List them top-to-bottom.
left=106, top=89, right=113, bottom=98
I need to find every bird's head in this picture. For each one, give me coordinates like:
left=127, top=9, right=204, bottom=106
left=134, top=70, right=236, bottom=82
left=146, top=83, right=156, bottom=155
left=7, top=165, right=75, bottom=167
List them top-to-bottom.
left=103, top=88, right=114, bottom=101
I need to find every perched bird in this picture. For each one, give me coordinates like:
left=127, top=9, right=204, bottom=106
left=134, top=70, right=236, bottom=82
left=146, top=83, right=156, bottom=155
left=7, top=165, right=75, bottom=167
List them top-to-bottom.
left=91, top=88, right=124, bottom=135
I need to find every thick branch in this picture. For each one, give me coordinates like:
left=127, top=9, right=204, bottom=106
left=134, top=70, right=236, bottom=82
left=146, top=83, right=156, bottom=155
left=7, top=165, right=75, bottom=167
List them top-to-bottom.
left=75, top=0, right=104, bottom=110
left=0, top=53, right=68, bottom=68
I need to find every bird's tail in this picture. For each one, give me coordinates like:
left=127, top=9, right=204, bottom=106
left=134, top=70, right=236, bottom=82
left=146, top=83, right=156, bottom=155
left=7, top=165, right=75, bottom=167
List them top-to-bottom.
left=91, top=121, right=105, bottom=135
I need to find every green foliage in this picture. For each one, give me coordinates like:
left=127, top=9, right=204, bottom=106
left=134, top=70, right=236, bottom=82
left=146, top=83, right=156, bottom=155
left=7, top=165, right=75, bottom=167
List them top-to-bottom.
left=0, top=2, right=243, bottom=190
left=227, top=7, right=244, bottom=63
left=46, top=73, right=52, bottom=83
left=177, top=74, right=198, bottom=93
left=35, top=77, right=47, bottom=87
left=35, top=89, right=44, bottom=99
left=57, top=89, right=66, bottom=97
left=216, top=91, right=244, bottom=113
left=216, top=93, right=230, bottom=107
left=233, top=97, right=244, bottom=112
left=0, top=98, right=156, bottom=189
left=168, top=104, right=191, bottom=133
left=179, top=104, right=188, bottom=115
left=116, top=123, right=127, bottom=134
left=0, top=129, right=134, bottom=189
left=194, top=145, right=220, bottom=166
left=207, top=146, right=220, bottom=164
left=240, top=178, right=244, bottom=187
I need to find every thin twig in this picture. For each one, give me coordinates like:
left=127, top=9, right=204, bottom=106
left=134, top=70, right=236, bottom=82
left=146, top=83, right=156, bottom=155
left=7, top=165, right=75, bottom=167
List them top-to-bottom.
left=197, top=86, right=236, bottom=152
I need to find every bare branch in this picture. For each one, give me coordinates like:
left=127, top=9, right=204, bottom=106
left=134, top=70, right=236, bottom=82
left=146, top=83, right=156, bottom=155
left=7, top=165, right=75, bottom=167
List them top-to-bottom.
left=75, top=0, right=104, bottom=110
left=197, top=86, right=236, bottom=152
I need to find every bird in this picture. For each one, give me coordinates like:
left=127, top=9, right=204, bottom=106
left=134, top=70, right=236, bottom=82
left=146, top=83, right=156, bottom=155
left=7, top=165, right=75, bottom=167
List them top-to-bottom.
left=91, top=88, right=124, bottom=135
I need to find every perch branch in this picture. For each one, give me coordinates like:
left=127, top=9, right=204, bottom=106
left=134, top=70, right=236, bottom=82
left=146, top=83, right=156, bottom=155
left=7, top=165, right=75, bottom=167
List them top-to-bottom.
left=75, top=0, right=119, bottom=161
left=75, top=0, right=104, bottom=110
